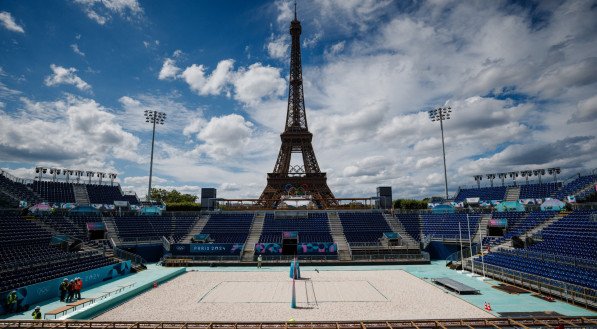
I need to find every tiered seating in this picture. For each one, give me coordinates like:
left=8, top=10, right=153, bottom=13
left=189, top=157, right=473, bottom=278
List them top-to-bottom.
left=0, top=174, right=39, bottom=206
left=555, top=175, right=597, bottom=199
left=30, top=181, right=75, bottom=203
left=519, top=182, right=561, bottom=199
left=87, top=184, right=125, bottom=204
left=454, top=186, right=506, bottom=202
left=120, top=194, right=141, bottom=205
left=529, top=210, right=597, bottom=261
left=338, top=212, right=391, bottom=244
left=484, top=212, right=528, bottom=246
left=200, top=213, right=254, bottom=244
left=259, top=213, right=332, bottom=244
left=395, top=213, right=421, bottom=241
left=421, top=213, right=481, bottom=240
left=0, top=215, right=120, bottom=292
left=38, top=215, right=86, bottom=238
left=69, top=215, right=104, bottom=238
left=0, top=216, right=52, bottom=246
left=113, top=216, right=198, bottom=242
left=113, top=216, right=159, bottom=241
left=155, top=216, right=197, bottom=242
left=476, top=249, right=597, bottom=290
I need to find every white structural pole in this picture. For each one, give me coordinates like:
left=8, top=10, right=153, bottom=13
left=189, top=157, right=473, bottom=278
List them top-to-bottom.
left=466, top=214, right=478, bottom=277
left=478, top=220, right=488, bottom=281
left=458, top=221, right=465, bottom=273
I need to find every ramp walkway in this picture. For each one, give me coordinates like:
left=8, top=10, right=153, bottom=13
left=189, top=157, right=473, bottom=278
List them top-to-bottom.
left=432, top=277, right=480, bottom=295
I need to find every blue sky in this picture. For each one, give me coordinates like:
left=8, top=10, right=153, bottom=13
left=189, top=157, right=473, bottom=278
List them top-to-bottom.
left=0, top=0, right=596, bottom=200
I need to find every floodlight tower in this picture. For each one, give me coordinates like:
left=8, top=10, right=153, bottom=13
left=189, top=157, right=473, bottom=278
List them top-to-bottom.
left=428, top=106, right=452, bottom=200
left=144, top=110, right=166, bottom=203
left=547, top=167, right=560, bottom=182
left=533, top=169, right=546, bottom=184
left=520, top=170, right=532, bottom=185
left=508, top=171, right=519, bottom=186
left=486, top=173, right=496, bottom=187
left=498, top=173, right=507, bottom=186
left=473, top=175, right=483, bottom=188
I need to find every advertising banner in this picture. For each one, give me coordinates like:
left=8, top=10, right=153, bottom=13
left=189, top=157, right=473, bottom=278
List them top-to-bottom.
left=86, top=222, right=106, bottom=231
left=254, top=242, right=337, bottom=255
left=170, top=243, right=244, bottom=255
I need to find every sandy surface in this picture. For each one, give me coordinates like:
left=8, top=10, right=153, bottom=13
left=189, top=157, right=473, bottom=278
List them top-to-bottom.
left=96, top=270, right=492, bottom=321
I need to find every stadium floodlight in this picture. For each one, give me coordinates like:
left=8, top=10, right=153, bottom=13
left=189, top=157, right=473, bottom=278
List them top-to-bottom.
left=428, top=106, right=451, bottom=200
left=144, top=110, right=167, bottom=203
left=547, top=167, right=561, bottom=182
left=49, top=168, right=61, bottom=182
left=532, top=169, right=546, bottom=184
left=519, top=170, right=530, bottom=185
left=85, top=171, right=95, bottom=184
left=97, top=172, right=106, bottom=184
left=508, top=172, right=519, bottom=185
left=108, top=173, right=117, bottom=186
left=486, top=173, right=496, bottom=187
left=497, top=173, right=507, bottom=186
left=473, top=175, right=483, bottom=188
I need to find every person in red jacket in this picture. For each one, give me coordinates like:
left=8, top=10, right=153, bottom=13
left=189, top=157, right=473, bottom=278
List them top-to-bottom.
left=75, top=278, right=83, bottom=300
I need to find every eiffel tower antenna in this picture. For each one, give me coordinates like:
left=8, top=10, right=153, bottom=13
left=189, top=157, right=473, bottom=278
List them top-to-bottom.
left=258, top=3, right=337, bottom=209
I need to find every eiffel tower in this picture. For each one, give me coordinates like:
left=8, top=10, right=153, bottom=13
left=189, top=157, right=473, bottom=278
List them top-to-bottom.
left=258, top=5, right=337, bottom=209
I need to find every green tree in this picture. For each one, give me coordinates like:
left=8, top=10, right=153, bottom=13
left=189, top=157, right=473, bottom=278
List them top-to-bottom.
left=150, top=188, right=198, bottom=203
left=393, top=199, right=429, bottom=210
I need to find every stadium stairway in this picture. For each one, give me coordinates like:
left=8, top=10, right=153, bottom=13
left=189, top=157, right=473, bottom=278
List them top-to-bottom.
left=73, top=184, right=90, bottom=204
left=504, top=186, right=520, bottom=201
left=494, top=211, right=565, bottom=250
left=240, top=212, right=265, bottom=261
left=327, top=212, right=351, bottom=261
left=383, top=213, right=419, bottom=248
left=181, top=214, right=210, bottom=243
left=472, top=214, right=491, bottom=245
left=103, top=217, right=122, bottom=245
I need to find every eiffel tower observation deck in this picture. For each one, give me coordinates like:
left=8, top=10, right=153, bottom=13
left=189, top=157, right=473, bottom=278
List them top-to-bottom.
left=258, top=5, right=337, bottom=209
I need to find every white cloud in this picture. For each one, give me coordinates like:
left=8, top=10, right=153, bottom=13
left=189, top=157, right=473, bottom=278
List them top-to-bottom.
left=74, top=0, right=143, bottom=25
left=0, top=11, right=24, bottom=33
left=267, top=34, right=289, bottom=60
left=70, top=44, right=85, bottom=57
left=158, top=58, right=180, bottom=80
left=181, top=60, right=235, bottom=96
left=232, top=63, right=286, bottom=106
left=44, top=64, right=91, bottom=91
left=0, top=95, right=140, bottom=166
left=569, top=95, right=597, bottom=123
left=190, top=114, right=255, bottom=160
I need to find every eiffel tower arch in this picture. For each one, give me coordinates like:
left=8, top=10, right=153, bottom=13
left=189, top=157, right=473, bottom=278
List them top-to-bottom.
left=259, top=7, right=337, bottom=209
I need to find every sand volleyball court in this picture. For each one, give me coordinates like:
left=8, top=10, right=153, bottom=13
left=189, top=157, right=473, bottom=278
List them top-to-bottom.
left=96, top=269, right=491, bottom=321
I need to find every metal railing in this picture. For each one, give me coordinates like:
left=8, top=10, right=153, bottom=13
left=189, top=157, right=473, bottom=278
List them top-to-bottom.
left=112, top=246, right=146, bottom=266
left=464, top=259, right=597, bottom=308
left=2, top=317, right=597, bottom=329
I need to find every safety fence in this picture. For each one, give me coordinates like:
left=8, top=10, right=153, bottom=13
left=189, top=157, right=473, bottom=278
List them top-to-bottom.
left=464, top=259, right=596, bottom=309
left=1, top=317, right=597, bottom=329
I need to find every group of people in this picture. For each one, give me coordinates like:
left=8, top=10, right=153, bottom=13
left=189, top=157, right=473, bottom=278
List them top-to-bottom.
left=59, top=277, right=83, bottom=303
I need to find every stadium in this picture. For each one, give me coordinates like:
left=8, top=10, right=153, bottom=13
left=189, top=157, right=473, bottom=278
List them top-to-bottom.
left=1, top=1, right=597, bottom=328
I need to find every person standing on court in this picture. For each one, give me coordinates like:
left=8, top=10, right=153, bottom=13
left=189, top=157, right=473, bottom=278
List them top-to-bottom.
left=257, top=254, right=263, bottom=268
left=59, top=278, right=68, bottom=302
left=75, top=278, right=82, bottom=300
left=67, top=280, right=75, bottom=302
left=5, top=291, right=17, bottom=313
left=31, top=306, right=42, bottom=320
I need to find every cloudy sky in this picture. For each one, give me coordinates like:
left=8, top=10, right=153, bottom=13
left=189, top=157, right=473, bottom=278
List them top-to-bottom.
left=0, top=0, right=596, bottom=200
